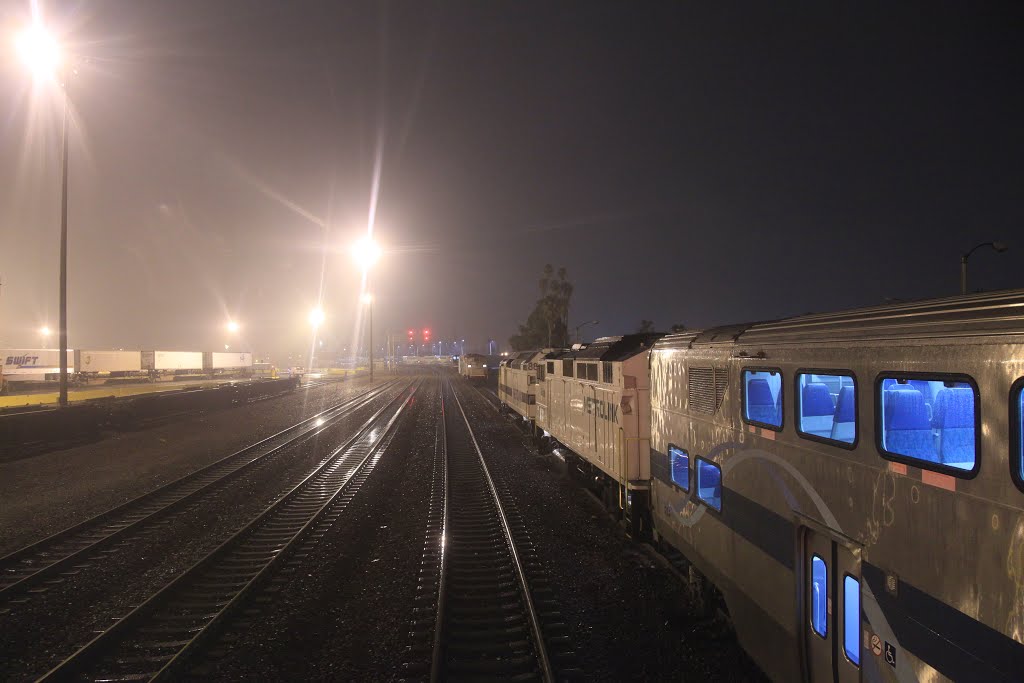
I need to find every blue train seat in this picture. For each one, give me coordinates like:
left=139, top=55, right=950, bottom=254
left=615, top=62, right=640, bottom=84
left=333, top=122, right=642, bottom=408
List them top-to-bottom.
left=747, top=378, right=779, bottom=425
left=908, top=379, right=934, bottom=405
left=800, top=383, right=835, bottom=437
left=884, top=385, right=920, bottom=424
left=829, top=386, right=856, bottom=443
left=934, top=387, right=975, bottom=469
left=883, top=389, right=935, bottom=461
left=697, top=460, right=722, bottom=510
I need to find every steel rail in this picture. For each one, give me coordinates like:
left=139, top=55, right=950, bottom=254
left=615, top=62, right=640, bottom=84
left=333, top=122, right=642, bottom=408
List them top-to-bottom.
left=434, top=379, right=555, bottom=682
left=0, top=380, right=398, bottom=600
left=38, top=380, right=418, bottom=682
left=428, top=383, right=450, bottom=683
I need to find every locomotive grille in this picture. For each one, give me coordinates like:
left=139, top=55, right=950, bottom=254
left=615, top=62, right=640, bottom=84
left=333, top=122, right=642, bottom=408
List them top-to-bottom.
left=688, top=366, right=728, bottom=414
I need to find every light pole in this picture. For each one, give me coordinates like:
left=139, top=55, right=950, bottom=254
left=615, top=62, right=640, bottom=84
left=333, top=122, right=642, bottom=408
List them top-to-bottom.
left=16, top=22, right=70, bottom=406
left=352, top=236, right=381, bottom=382
left=961, top=241, right=1008, bottom=294
left=362, top=293, right=374, bottom=382
left=308, top=307, right=325, bottom=372
left=574, top=319, right=599, bottom=343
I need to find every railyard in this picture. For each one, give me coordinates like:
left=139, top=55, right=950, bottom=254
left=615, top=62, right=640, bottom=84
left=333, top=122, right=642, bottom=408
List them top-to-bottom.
left=0, top=370, right=765, bottom=681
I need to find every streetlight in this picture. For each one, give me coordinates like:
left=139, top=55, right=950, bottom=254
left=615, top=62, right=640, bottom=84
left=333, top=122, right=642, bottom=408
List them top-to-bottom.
left=15, top=21, right=70, bottom=406
left=352, top=236, right=380, bottom=383
left=351, top=237, right=381, bottom=270
left=961, top=241, right=1008, bottom=294
left=361, top=293, right=374, bottom=382
left=309, top=307, right=325, bottom=328
left=574, top=319, right=600, bottom=343
left=225, top=320, right=240, bottom=334
left=39, top=325, right=52, bottom=347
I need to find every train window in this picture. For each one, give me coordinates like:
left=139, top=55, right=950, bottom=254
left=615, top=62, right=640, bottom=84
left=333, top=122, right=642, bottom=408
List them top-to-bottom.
left=563, top=359, right=574, bottom=377
left=547, top=361, right=555, bottom=374
left=603, top=362, right=613, bottom=384
left=589, top=364, right=598, bottom=381
left=743, top=369, right=783, bottom=429
left=796, top=372, right=856, bottom=446
left=877, top=375, right=978, bottom=475
left=1015, top=380, right=1024, bottom=489
left=669, top=446, right=689, bottom=491
left=695, top=458, right=721, bottom=510
left=810, top=555, right=827, bottom=637
left=843, top=575, right=861, bottom=666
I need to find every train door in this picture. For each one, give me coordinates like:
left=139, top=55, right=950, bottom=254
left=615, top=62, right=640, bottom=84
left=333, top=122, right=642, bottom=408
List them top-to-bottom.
left=804, top=527, right=862, bottom=683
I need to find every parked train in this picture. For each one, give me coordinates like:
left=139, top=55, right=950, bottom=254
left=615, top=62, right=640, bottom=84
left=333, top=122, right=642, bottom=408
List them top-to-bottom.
left=497, top=290, right=1024, bottom=683
left=1, top=348, right=254, bottom=391
left=458, top=353, right=491, bottom=381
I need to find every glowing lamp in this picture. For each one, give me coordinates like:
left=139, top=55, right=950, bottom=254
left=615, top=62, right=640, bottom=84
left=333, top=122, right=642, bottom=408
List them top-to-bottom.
left=14, top=23, right=61, bottom=80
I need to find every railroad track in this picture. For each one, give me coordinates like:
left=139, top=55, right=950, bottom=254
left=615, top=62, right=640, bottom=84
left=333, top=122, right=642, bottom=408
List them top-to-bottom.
left=38, top=379, right=420, bottom=682
left=404, top=379, right=574, bottom=681
left=0, top=380, right=401, bottom=603
left=468, top=382, right=501, bottom=413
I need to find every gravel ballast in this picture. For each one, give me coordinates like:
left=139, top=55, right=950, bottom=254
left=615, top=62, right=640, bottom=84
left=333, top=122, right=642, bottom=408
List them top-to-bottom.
left=2, top=374, right=775, bottom=680
left=0, top=377, right=384, bottom=554
left=197, top=379, right=440, bottom=680
left=453, top=381, right=769, bottom=682
left=0, top=382, right=409, bottom=681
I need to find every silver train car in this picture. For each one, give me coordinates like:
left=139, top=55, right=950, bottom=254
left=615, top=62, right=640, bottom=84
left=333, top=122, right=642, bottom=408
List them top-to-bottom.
left=648, top=290, right=1024, bottom=683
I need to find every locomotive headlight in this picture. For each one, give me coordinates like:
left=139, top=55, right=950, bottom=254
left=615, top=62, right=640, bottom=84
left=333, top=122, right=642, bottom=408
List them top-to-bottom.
left=483, top=364, right=488, bottom=368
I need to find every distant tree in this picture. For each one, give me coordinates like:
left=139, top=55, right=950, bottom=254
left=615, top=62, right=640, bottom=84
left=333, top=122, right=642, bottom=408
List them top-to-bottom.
left=510, top=264, right=574, bottom=350
left=637, top=319, right=656, bottom=333
left=669, top=323, right=687, bottom=332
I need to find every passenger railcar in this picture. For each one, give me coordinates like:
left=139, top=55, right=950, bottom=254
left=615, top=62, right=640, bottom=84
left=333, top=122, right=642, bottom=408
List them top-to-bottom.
left=648, top=291, right=1024, bottom=683
left=536, top=334, right=663, bottom=535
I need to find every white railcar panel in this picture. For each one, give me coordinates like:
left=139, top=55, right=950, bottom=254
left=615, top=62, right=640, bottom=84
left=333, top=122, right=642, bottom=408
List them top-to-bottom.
left=1, top=349, right=75, bottom=377
left=76, top=350, right=143, bottom=373
left=152, top=351, right=203, bottom=371
left=209, top=352, right=253, bottom=369
left=539, top=352, right=654, bottom=489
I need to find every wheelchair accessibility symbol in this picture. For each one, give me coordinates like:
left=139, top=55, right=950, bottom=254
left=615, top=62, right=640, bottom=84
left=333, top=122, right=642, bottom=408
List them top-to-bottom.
left=884, top=641, right=897, bottom=668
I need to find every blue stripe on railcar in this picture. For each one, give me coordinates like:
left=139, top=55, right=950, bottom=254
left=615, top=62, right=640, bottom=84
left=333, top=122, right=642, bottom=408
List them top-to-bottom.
left=650, top=446, right=1024, bottom=682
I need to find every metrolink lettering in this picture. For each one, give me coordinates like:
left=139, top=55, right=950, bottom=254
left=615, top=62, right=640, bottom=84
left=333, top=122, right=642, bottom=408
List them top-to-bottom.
left=6, top=355, right=40, bottom=366
left=584, top=396, right=618, bottom=422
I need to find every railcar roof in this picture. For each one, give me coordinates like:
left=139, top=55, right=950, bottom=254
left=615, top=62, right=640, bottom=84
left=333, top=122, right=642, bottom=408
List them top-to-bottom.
left=657, top=288, right=1024, bottom=349
left=564, top=333, right=664, bottom=361
left=503, top=348, right=568, bottom=368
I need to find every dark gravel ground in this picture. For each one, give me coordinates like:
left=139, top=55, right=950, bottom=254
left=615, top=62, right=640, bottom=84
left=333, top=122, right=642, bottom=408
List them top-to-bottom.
left=3, top=373, right=770, bottom=681
left=0, top=376, right=382, bottom=554
left=196, top=378, right=440, bottom=680
left=0, top=380, right=407, bottom=681
left=453, top=381, right=769, bottom=682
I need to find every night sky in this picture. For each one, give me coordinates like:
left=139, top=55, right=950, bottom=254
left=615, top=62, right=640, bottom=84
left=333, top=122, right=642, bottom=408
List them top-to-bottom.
left=1, top=1, right=1021, bottom=359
